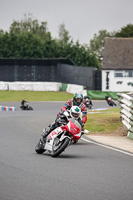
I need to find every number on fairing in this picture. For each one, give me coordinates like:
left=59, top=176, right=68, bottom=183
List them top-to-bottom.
left=56, top=127, right=63, bottom=134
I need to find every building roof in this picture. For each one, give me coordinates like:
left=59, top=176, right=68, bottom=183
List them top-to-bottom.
left=102, top=37, right=133, bottom=70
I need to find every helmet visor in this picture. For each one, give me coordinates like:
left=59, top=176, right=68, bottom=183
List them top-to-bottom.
left=76, top=98, right=82, bottom=103
left=72, top=112, right=79, bottom=118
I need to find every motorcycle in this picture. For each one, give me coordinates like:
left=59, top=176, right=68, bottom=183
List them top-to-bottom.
left=84, top=98, right=93, bottom=109
left=106, top=98, right=117, bottom=107
left=85, top=100, right=92, bottom=109
left=108, top=100, right=114, bottom=106
left=20, top=102, right=33, bottom=110
left=35, top=111, right=89, bottom=157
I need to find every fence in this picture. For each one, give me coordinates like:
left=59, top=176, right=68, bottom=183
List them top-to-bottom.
left=0, top=58, right=101, bottom=90
left=117, top=92, right=133, bottom=139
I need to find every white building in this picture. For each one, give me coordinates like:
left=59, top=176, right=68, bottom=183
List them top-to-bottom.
left=102, top=37, right=133, bottom=92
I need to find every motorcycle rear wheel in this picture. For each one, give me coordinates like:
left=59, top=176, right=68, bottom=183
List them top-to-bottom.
left=51, top=137, right=70, bottom=157
left=35, top=138, right=46, bottom=154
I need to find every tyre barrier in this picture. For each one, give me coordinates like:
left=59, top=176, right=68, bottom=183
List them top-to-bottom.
left=117, top=92, right=133, bottom=139
left=0, top=106, right=16, bottom=111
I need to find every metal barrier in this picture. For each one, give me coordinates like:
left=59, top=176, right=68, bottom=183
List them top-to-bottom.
left=117, top=92, right=133, bottom=139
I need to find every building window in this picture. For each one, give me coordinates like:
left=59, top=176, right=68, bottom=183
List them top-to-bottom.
left=114, top=70, right=133, bottom=77
left=125, top=70, right=133, bottom=77
left=114, top=71, right=123, bottom=77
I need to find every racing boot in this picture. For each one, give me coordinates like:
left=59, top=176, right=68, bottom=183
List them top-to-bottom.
left=42, top=121, right=58, bottom=142
left=42, top=124, right=55, bottom=141
left=42, top=129, right=50, bottom=142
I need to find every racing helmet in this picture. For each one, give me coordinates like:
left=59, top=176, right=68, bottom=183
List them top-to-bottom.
left=73, top=93, right=83, bottom=106
left=70, top=106, right=81, bottom=119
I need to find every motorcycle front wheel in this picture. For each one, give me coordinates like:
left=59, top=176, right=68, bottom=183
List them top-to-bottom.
left=28, top=106, right=33, bottom=110
left=51, top=137, right=70, bottom=157
left=35, top=138, right=46, bottom=154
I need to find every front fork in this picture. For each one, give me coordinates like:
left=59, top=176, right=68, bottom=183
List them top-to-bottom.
left=59, top=132, right=71, bottom=144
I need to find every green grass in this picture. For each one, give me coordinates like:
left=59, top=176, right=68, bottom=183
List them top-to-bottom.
left=0, top=91, right=73, bottom=102
left=85, top=108, right=123, bottom=134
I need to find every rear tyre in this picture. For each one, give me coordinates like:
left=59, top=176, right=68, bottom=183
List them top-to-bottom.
left=51, top=137, right=70, bottom=157
left=35, top=139, right=45, bottom=154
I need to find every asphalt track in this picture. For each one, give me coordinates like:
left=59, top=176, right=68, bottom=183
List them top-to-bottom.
left=0, top=101, right=133, bottom=200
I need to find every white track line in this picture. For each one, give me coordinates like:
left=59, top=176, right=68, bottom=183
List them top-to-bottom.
left=81, top=137, right=133, bottom=157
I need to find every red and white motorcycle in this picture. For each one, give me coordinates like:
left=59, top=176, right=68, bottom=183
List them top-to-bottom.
left=35, top=106, right=89, bottom=157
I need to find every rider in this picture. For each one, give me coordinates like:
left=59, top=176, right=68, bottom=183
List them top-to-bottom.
left=42, top=93, right=87, bottom=140
left=61, top=93, right=87, bottom=125
left=83, top=95, right=93, bottom=108
left=105, top=96, right=117, bottom=106
left=21, top=99, right=27, bottom=109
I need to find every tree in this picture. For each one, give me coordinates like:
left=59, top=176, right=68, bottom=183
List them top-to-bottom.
left=9, top=13, right=51, bottom=40
left=0, top=14, right=102, bottom=68
left=58, top=23, right=71, bottom=45
left=115, top=24, right=133, bottom=37
left=0, top=29, right=4, bottom=35
left=89, top=30, right=115, bottom=68
left=89, top=30, right=113, bottom=55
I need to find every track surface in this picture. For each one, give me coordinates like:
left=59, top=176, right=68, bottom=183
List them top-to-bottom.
left=0, top=101, right=133, bottom=200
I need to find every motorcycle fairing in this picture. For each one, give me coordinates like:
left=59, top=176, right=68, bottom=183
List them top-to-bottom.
left=44, top=118, right=82, bottom=152
left=63, top=120, right=81, bottom=139
left=44, top=127, right=64, bottom=151
left=47, top=127, right=63, bottom=141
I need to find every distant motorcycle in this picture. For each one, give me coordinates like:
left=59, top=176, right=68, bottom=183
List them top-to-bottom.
left=105, top=96, right=117, bottom=107
left=83, top=97, right=93, bottom=109
left=85, top=99, right=93, bottom=109
left=107, top=100, right=116, bottom=106
left=20, top=102, right=33, bottom=110
left=35, top=110, right=88, bottom=157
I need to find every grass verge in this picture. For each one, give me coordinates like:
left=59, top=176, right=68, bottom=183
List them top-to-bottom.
left=0, top=91, right=73, bottom=102
left=85, top=108, right=126, bottom=136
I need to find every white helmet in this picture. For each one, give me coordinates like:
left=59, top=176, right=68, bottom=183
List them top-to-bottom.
left=70, top=106, right=81, bottom=119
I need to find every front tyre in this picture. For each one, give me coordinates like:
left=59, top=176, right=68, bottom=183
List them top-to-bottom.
left=29, top=106, right=33, bottom=110
left=51, top=137, right=70, bottom=157
left=35, top=139, right=45, bottom=154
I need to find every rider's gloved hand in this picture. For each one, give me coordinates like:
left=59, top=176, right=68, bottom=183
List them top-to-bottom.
left=57, top=111, right=64, bottom=117
left=63, top=111, right=70, bottom=117
left=78, top=117, right=84, bottom=127
left=80, top=121, right=84, bottom=128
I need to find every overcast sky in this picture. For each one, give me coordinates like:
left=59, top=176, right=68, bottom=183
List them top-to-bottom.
left=0, top=0, right=133, bottom=45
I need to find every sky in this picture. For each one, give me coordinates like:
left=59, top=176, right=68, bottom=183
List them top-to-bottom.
left=0, top=0, right=133, bottom=45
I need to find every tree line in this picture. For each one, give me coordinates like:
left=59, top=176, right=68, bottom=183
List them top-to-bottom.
left=0, top=14, right=133, bottom=69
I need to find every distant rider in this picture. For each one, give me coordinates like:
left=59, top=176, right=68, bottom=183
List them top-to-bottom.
left=42, top=93, right=87, bottom=140
left=83, top=95, right=93, bottom=108
left=105, top=96, right=117, bottom=106
left=21, top=99, right=27, bottom=109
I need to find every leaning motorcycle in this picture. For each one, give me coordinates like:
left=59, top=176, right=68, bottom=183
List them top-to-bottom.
left=85, top=98, right=93, bottom=109
left=107, top=98, right=117, bottom=107
left=85, top=100, right=92, bottom=109
left=20, top=102, right=33, bottom=110
left=35, top=111, right=88, bottom=157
